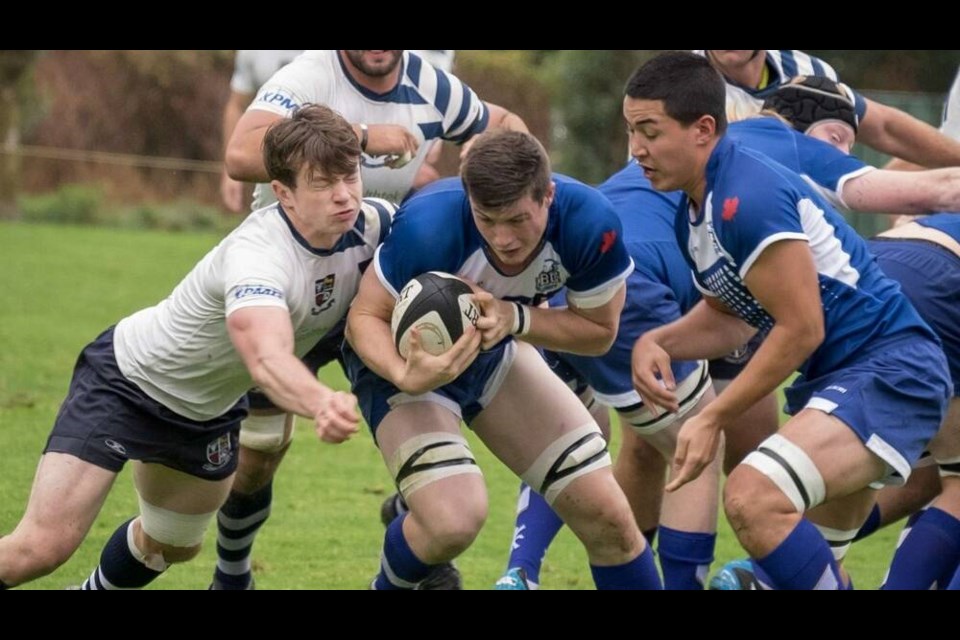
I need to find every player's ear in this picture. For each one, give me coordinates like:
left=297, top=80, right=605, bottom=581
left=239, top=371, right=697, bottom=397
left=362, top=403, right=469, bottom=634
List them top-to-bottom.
left=693, top=115, right=718, bottom=145
left=272, top=180, right=294, bottom=208
left=542, top=181, right=556, bottom=208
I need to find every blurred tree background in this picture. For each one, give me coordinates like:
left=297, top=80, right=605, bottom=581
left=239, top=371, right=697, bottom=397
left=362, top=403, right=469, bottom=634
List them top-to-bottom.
left=3, top=50, right=959, bottom=225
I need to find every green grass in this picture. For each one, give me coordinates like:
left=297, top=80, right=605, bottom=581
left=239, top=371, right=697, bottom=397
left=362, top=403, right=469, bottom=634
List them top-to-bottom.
left=0, top=221, right=903, bottom=589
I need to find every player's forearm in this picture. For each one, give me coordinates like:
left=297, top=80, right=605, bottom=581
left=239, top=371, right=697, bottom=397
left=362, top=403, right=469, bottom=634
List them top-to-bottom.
left=485, top=102, right=529, bottom=134
left=860, top=102, right=960, bottom=168
left=225, top=128, right=272, bottom=182
left=844, top=168, right=960, bottom=215
left=653, top=300, right=756, bottom=361
left=524, top=305, right=617, bottom=356
left=345, top=309, right=406, bottom=387
left=701, top=323, right=817, bottom=425
left=247, top=352, right=331, bottom=419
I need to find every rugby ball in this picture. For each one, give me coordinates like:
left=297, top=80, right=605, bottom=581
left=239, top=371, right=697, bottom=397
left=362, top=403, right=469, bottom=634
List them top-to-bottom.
left=391, top=272, right=479, bottom=359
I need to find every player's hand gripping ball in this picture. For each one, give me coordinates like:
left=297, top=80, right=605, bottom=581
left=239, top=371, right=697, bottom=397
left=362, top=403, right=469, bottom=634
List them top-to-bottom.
left=391, top=272, right=480, bottom=359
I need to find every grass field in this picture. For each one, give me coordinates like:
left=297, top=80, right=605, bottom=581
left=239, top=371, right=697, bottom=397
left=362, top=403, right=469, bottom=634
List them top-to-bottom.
left=0, top=221, right=905, bottom=589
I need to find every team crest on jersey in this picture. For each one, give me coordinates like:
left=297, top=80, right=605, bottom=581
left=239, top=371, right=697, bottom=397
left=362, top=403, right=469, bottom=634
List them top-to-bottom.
left=535, top=259, right=563, bottom=294
left=313, top=274, right=336, bottom=315
left=203, top=434, right=234, bottom=471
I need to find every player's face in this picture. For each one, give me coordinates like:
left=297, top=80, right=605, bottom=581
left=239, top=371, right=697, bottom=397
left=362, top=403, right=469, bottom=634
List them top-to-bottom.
left=344, top=50, right=403, bottom=77
left=624, top=96, right=704, bottom=194
left=806, top=120, right=856, bottom=155
left=286, top=163, right=363, bottom=239
left=471, top=184, right=555, bottom=272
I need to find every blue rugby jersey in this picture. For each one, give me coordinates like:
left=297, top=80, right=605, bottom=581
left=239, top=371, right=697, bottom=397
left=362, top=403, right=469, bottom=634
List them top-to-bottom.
left=675, top=136, right=933, bottom=379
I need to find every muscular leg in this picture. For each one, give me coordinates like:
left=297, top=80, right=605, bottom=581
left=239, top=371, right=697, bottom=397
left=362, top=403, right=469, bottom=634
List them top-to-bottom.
left=475, top=344, right=659, bottom=589
left=499, top=387, right=611, bottom=588
left=625, top=388, right=721, bottom=589
left=883, top=399, right=960, bottom=589
left=371, top=401, right=487, bottom=590
left=212, top=409, right=294, bottom=590
left=724, top=409, right=886, bottom=590
left=614, top=424, right=665, bottom=541
left=0, top=453, right=116, bottom=586
left=82, top=461, right=233, bottom=590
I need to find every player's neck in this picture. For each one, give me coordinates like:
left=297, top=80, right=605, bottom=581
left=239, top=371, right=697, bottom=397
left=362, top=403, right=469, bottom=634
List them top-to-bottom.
left=339, top=52, right=401, bottom=94
left=712, top=53, right=767, bottom=89
left=285, top=207, right=343, bottom=250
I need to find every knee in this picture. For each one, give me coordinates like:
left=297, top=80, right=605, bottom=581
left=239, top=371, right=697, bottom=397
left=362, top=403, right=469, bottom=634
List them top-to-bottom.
left=234, top=446, right=286, bottom=492
left=723, top=466, right=792, bottom=532
left=417, top=496, right=487, bottom=559
left=2, top=530, right=78, bottom=581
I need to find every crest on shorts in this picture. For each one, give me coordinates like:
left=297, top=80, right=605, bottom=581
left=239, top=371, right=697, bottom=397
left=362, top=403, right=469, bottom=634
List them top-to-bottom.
left=313, top=274, right=336, bottom=315
left=203, top=434, right=233, bottom=471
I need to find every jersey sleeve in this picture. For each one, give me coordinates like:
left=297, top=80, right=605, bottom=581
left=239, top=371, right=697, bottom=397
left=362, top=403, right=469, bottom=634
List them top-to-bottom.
left=248, top=55, right=325, bottom=118
left=435, top=69, right=490, bottom=144
left=794, top=131, right=873, bottom=207
left=712, top=171, right=807, bottom=281
left=561, top=187, right=634, bottom=308
left=372, top=197, right=463, bottom=297
left=221, top=234, right=293, bottom=316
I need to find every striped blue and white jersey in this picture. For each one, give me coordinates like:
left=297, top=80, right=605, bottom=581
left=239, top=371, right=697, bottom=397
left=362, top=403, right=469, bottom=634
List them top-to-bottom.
left=249, top=50, right=487, bottom=207
left=693, top=50, right=868, bottom=124
left=727, top=117, right=871, bottom=210
left=675, top=136, right=932, bottom=379
left=375, top=175, right=633, bottom=309
left=113, top=198, right=394, bottom=421
left=918, top=212, right=960, bottom=242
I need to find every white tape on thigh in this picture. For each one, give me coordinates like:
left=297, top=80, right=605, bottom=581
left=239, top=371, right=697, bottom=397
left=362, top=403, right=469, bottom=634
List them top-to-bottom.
left=620, top=360, right=711, bottom=436
left=239, top=412, right=293, bottom=452
left=522, top=422, right=610, bottom=505
left=387, top=432, right=482, bottom=499
left=742, top=434, right=826, bottom=513
left=137, top=495, right=217, bottom=548
left=814, top=523, right=858, bottom=561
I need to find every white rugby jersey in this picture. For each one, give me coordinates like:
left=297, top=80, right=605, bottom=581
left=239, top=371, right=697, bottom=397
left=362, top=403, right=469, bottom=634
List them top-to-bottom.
left=231, top=50, right=304, bottom=95
left=249, top=50, right=487, bottom=207
left=113, top=198, right=394, bottom=421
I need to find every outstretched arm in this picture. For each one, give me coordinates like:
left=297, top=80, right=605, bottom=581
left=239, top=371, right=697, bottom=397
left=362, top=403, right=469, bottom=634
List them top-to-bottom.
left=858, top=98, right=960, bottom=168
left=842, top=167, right=960, bottom=215
left=227, top=306, right=358, bottom=443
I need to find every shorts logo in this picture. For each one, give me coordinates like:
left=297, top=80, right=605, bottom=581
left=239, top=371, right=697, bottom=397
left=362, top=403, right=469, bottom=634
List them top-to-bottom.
left=535, top=259, right=563, bottom=294
left=312, top=274, right=336, bottom=315
left=203, top=434, right=234, bottom=471
left=104, top=439, right=127, bottom=456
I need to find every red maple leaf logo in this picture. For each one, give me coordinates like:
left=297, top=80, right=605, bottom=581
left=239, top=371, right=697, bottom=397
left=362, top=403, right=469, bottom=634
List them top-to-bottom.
left=721, top=196, right=740, bottom=221
left=600, top=230, right=617, bottom=254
